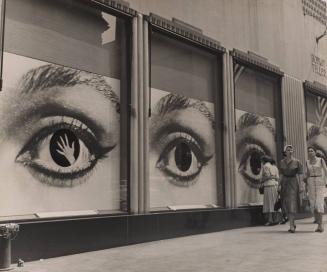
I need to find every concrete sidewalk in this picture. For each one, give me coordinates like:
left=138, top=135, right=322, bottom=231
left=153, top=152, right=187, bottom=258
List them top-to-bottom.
left=20, top=217, right=327, bottom=272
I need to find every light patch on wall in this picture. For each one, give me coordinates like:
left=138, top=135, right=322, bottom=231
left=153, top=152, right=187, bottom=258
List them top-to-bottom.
left=101, top=12, right=116, bottom=45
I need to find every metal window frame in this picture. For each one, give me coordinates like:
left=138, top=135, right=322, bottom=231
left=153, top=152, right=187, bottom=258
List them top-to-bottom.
left=0, top=0, right=136, bottom=222
left=145, top=13, right=227, bottom=211
left=231, top=49, right=284, bottom=207
left=303, top=80, right=327, bottom=145
left=304, top=80, right=327, bottom=97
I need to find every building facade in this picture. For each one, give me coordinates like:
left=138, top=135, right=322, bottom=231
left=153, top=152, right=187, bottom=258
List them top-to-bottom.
left=0, top=0, right=326, bottom=262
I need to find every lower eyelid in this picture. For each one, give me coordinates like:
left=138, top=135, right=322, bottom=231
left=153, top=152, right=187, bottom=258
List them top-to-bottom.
left=156, top=139, right=214, bottom=186
left=16, top=142, right=113, bottom=186
left=22, top=157, right=98, bottom=187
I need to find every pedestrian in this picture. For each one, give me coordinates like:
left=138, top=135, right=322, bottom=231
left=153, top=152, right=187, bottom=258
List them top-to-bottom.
left=279, top=145, right=304, bottom=233
left=305, top=146, right=327, bottom=232
left=278, top=151, right=288, bottom=224
left=261, top=155, right=280, bottom=226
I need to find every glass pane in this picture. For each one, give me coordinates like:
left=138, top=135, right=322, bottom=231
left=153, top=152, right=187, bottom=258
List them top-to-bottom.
left=0, top=0, right=128, bottom=216
left=150, top=32, right=223, bottom=209
left=234, top=64, right=279, bottom=206
left=306, top=92, right=327, bottom=162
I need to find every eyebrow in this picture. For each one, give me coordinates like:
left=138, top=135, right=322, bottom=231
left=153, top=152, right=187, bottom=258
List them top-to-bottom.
left=18, top=64, right=120, bottom=106
left=154, top=94, right=215, bottom=128
left=237, top=112, right=275, bottom=135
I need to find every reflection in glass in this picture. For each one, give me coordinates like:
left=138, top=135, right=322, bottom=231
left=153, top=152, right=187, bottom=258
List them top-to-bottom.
left=307, top=95, right=327, bottom=163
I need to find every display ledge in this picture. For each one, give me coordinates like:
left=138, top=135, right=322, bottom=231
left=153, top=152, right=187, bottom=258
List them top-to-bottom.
left=150, top=204, right=221, bottom=212
left=9, top=206, right=264, bottom=263
left=0, top=210, right=127, bottom=224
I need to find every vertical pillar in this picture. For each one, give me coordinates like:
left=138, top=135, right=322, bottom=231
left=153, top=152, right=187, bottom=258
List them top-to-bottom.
left=0, top=0, right=6, bottom=90
left=137, top=13, right=144, bottom=213
left=130, top=16, right=139, bottom=213
left=143, top=19, right=150, bottom=212
left=222, top=51, right=237, bottom=208
left=281, top=75, right=307, bottom=164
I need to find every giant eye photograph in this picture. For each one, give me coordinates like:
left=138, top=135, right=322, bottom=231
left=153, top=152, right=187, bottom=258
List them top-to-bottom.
left=0, top=52, right=121, bottom=216
left=234, top=64, right=279, bottom=207
left=149, top=88, right=217, bottom=209
left=235, top=110, right=276, bottom=206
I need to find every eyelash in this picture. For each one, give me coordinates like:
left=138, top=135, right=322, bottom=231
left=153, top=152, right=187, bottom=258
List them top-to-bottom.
left=15, top=117, right=114, bottom=187
left=156, top=132, right=213, bottom=187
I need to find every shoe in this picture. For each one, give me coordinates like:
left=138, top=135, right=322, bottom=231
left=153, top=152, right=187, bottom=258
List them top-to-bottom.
left=280, top=218, right=288, bottom=224
left=313, top=220, right=317, bottom=224
left=264, top=222, right=272, bottom=226
left=288, top=226, right=296, bottom=233
left=315, top=226, right=324, bottom=233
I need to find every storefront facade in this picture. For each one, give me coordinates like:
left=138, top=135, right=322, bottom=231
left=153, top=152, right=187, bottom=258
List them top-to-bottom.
left=0, top=0, right=326, bottom=262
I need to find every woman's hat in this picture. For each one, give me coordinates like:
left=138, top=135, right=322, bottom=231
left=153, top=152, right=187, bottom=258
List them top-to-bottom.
left=283, top=144, right=294, bottom=152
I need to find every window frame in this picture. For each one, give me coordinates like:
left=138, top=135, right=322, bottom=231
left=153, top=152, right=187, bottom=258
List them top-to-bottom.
left=0, top=0, right=135, bottom=223
left=146, top=13, right=226, bottom=211
left=232, top=49, right=284, bottom=207
left=304, top=80, right=327, bottom=156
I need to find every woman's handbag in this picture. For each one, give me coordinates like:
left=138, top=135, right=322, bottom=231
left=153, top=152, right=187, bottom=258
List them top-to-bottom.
left=259, top=184, right=264, bottom=195
left=299, top=191, right=310, bottom=213
left=274, top=196, right=282, bottom=211
left=300, top=198, right=310, bottom=213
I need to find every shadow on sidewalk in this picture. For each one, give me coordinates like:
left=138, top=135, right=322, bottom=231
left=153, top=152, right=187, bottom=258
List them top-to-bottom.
left=253, top=229, right=316, bottom=234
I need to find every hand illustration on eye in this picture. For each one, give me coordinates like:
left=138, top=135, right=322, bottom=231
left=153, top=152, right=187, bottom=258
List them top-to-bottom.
left=56, top=134, right=76, bottom=165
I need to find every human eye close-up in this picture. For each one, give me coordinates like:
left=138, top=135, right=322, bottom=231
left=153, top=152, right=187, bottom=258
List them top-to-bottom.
left=150, top=91, right=216, bottom=189
left=235, top=111, right=276, bottom=189
left=15, top=116, right=116, bottom=187
left=156, top=131, right=213, bottom=187
left=237, top=138, right=269, bottom=188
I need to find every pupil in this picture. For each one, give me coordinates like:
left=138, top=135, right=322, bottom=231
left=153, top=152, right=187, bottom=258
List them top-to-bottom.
left=50, top=129, right=80, bottom=167
left=175, top=142, right=192, bottom=172
left=250, top=152, right=262, bottom=175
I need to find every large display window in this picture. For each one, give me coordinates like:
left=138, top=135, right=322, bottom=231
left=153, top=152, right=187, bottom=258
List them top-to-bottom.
left=0, top=0, right=131, bottom=217
left=149, top=30, right=224, bottom=209
left=234, top=62, right=281, bottom=206
left=305, top=86, right=327, bottom=206
left=305, top=90, right=327, bottom=162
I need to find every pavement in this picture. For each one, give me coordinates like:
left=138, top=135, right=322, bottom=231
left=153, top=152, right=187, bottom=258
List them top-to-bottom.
left=15, top=216, right=327, bottom=272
